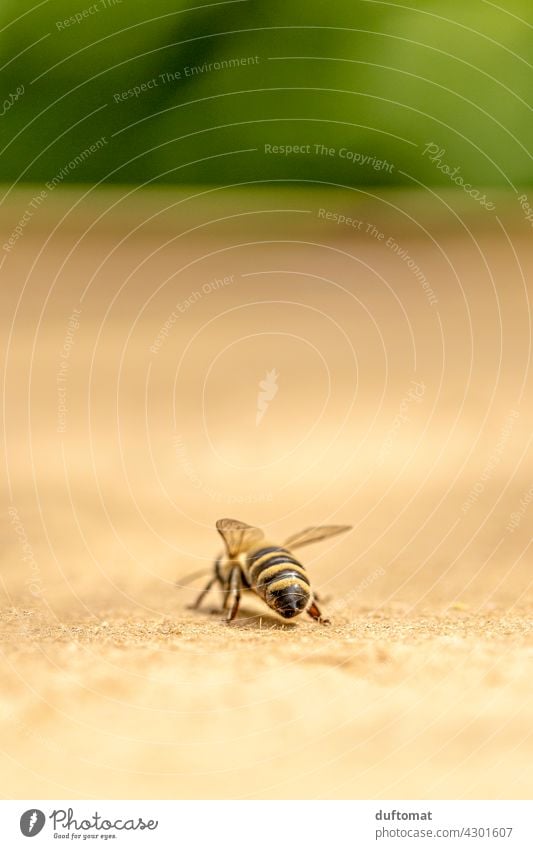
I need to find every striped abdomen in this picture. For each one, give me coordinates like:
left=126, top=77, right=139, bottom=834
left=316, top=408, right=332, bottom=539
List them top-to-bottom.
left=245, top=545, right=311, bottom=619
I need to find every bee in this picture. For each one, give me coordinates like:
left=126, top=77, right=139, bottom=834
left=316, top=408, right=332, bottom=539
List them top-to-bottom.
left=187, top=517, right=352, bottom=624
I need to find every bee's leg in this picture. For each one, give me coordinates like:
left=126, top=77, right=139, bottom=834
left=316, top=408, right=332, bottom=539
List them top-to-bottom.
left=226, top=567, right=242, bottom=622
left=187, top=575, right=217, bottom=611
left=221, top=581, right=231, bottom=610
left=307, top=599, right=331, bottom=625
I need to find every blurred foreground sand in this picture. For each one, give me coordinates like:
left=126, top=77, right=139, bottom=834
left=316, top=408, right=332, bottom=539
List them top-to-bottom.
left=0, top=188, right=531, bottom=798
left=1, top=606, right=532, bottom=799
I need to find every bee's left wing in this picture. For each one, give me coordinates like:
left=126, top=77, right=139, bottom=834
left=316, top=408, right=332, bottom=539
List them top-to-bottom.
left=216, top=518, right=264, bottom=558
left=283, top=524, right=352, bottom=551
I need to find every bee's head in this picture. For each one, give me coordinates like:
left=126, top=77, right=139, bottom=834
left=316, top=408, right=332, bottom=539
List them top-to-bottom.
left=268, top=584, right=308, bottom=619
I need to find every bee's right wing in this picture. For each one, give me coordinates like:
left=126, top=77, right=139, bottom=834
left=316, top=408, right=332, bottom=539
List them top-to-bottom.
left=216, top=518, right=265, bottom=558
left=283, top=525, right=352, bottom=551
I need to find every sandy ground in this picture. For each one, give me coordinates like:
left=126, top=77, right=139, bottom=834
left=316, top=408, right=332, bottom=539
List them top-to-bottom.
left=0, top=188, right=532, bottom=799
left=1, top=606, right=532, bottom=799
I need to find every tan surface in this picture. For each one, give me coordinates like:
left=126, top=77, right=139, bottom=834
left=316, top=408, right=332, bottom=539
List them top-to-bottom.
left=1, top=188, right=532, bottom=799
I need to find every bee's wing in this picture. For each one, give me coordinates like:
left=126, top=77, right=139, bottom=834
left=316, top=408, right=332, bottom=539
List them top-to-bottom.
left=216, top=518, right=265, bottom=558
left=283, top=525, right=352, bottom=551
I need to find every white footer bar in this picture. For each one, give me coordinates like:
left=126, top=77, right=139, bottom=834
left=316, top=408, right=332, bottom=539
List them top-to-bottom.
left=1, top=800, right=531, bottom=847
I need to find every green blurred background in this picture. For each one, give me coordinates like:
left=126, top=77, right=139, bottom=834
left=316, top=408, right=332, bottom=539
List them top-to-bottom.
left=1, top=0, right=531, bottom=187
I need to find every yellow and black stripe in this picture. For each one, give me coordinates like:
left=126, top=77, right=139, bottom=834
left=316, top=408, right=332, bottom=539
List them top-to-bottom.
left=245, top=545, right=311, bottom=619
